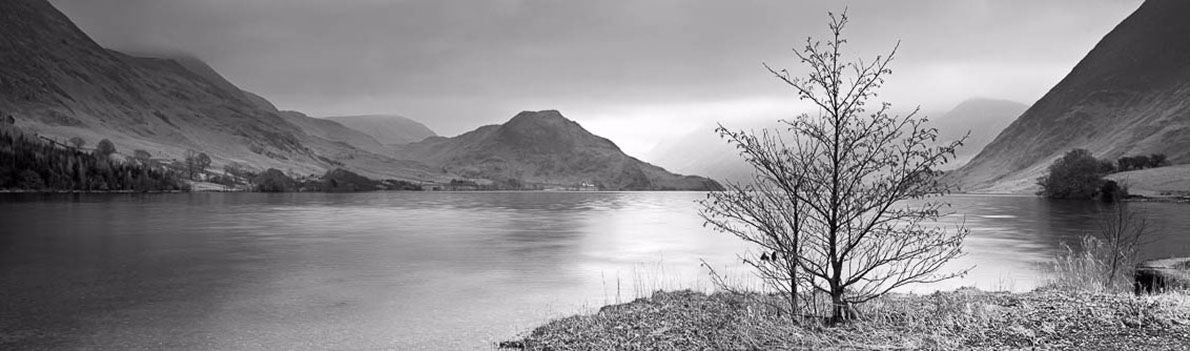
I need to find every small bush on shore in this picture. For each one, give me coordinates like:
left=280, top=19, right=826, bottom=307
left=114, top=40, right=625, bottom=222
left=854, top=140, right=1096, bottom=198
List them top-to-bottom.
left=1037, top=149, right=1116, bottom=199
left=252, top=168, right=297, bottom=192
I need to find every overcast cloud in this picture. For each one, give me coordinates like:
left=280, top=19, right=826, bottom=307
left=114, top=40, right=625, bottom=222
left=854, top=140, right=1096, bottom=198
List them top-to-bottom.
left=50, top=0, right=1140, bottom=157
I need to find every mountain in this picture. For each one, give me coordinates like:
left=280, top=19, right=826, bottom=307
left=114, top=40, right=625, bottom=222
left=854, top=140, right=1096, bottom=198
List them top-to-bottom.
left=0, top=0, right=435, bottom=180
left=0, top=0, right=718, bottom=189
left=950, top=0, right=1190, bottom=192
left=143, top=55, right=410, bottom=165
left=643, top=98, right=1023, bottom=183
left=931, top=98, right=1029, bottom=169
left=394, top=110, right=722, bottom=190
left=276, top=111, right=390, bottom=155
left=325, top=114, right=437, bottom=145
left=644, top=123, right=754, bottom=184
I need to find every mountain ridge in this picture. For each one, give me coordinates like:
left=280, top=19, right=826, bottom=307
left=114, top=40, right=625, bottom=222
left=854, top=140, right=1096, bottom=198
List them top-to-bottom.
left=0, top=0, right=439, bottom=180
left=1, top=0, right=721, bottom=189
left=950, top=0, right=1190, bottom=192
left=644, top=97, right=1025, bottom=183
left=930, top=98, right=1028, bottom=169
left=396, top=110, right=722, bottom=190
left=324, top=114, right=437, bottom=145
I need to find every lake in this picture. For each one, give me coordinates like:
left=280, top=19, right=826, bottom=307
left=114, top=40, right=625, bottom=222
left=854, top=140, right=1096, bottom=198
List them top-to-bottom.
left=1, top=192, right=1188, bottom=349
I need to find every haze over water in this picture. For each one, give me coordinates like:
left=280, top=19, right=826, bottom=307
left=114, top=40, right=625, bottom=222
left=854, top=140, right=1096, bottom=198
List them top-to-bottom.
left=2, top=192, right=1187, bottom=349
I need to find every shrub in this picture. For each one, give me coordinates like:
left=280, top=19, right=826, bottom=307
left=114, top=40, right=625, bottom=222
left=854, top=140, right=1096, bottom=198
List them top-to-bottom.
left=94, top=139, right=116, bottom=158
left=1037, top=149, right=1114, bottom=199
left=1117, top=154, right=1169, bottom=171
left=252, top=168, right=296, bottom=192
left=17, top=169, right=44, bottom=190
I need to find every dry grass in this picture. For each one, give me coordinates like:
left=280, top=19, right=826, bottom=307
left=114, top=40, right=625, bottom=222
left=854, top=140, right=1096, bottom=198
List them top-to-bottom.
left=1107, top=164, right=1190, bottom=198
left=506, top=208, right=1190, bottom=350
left=1043, top=235, right=1131, bottom=293
left=508, top=288, right=1190, bottom=350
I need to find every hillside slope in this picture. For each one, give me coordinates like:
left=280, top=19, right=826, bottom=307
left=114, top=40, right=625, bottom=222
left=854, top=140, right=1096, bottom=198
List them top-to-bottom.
left=0, top=0, right=435, bottom=180
left=950, top=0, right=1190, bottom=192
left=147, top=53, right=394, bottom=157
left=395, top=110, right=722, bottom=190
left=277, top=111, right=390, bottom=155
left=325, top=114, right=437, bottom=145
left=1107, top=164, right=1190, bottom=197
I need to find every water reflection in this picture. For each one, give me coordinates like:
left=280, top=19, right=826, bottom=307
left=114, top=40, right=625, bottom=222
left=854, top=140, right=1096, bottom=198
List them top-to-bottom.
left=0, top=192, right=1187, bottom=349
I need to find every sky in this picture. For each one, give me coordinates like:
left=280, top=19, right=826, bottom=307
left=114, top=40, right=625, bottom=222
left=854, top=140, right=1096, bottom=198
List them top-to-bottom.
left=50, top=0, right=1141, bottom=158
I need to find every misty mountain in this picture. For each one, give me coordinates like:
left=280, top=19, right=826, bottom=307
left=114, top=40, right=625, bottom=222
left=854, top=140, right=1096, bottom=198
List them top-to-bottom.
left=0, top=0, right=438, bottom=180
left=0, top=0, right=727, bottom=189
left=950, top=0, right=1190, bottom=192
left=158, top=55, right=395, bottom=156
left=646, top=98, right=1024, bottom=184
left=931, top=98, right=1028, bottom=169
left=395, top=110, right=722, bottom=190
left=276, top=111, right=390, bottom=155
left=325, top=115, right=437, bottom=145
left=644, top=123, right=754, bottom=184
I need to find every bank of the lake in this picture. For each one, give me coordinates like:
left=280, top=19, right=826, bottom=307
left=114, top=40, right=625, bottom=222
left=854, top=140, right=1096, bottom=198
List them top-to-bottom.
left=509, top=288, right=1190, bottom=350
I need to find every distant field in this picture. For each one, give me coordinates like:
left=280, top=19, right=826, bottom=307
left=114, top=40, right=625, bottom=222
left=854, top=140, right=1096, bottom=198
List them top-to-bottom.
left=1107, top=164, right=1190, bottom=196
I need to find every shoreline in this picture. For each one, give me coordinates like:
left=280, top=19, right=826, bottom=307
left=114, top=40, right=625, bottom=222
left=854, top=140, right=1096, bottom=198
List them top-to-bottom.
left=0, top=188, right=720, bottom=194
left=0, top=189, right=188, bottom=194
left=951, top=191, right=1190, bottom=204
left=1124, top=195, right=1190, bottom=204
left=503, top=288, right=1190, bottom=350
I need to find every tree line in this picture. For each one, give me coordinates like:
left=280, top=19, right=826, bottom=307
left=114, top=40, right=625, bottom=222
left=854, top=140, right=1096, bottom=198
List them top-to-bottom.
left=0, top=128, right=188, bottom=192
left=1037, top=149, right=1173, bottom=200
left=1116, top=154, right=1168, bottom=172
left=249, top=167, right=422, bottom=192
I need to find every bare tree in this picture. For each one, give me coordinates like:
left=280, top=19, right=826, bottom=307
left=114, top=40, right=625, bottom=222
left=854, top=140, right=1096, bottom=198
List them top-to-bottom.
left=701, top=10, right=968, bottom=323
left=701, top=128, right=810, bottom=319
left=1096, top=204, right=1150, bottom=290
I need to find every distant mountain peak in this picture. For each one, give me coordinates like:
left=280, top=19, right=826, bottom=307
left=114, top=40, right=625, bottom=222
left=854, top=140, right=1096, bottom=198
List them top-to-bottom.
left=949, top=97, right=1025, bottom=110
left=394, top=110, right=720, bottom=190
left=493, top=110, right=620, bottom=154
left=504, top=110, right=575, bottom=130
left=512, top=110, right=564, bottom=120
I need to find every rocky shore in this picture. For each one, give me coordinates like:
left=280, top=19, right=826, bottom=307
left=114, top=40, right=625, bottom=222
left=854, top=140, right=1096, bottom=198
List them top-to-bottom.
left=504, top=288, right=1190, bottom=350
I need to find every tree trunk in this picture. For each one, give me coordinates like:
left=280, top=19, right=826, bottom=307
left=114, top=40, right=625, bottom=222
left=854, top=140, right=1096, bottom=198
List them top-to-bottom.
left=788, top=260, right=798, bottom=322
left=829, top=289, right=848, bottom=324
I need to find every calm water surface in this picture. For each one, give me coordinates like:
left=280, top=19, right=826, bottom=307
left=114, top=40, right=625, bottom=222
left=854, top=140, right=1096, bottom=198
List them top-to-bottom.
left=1, top=192, right=1188, bottom=349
